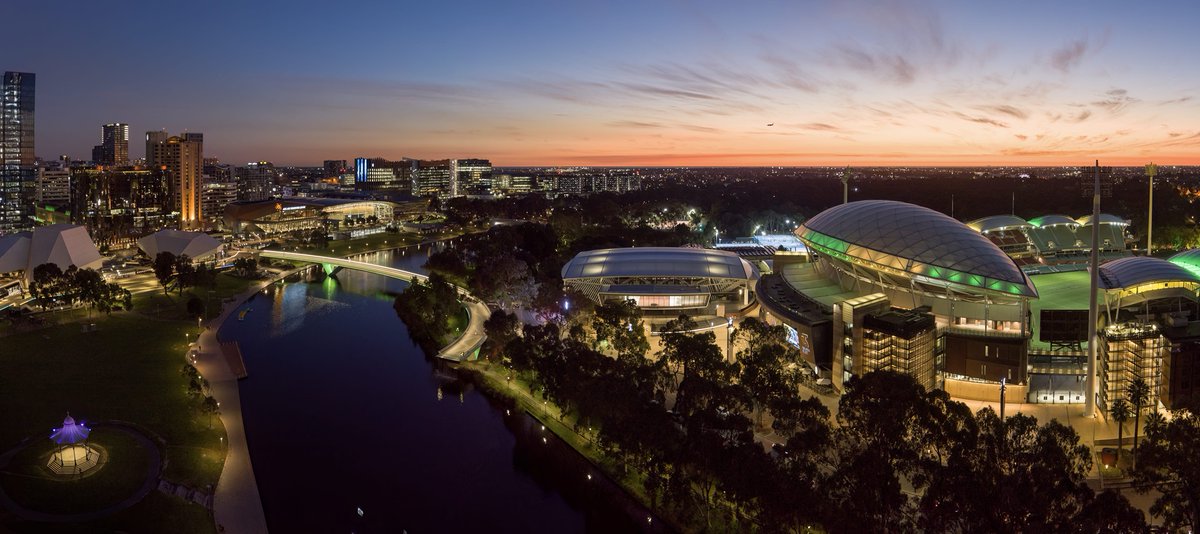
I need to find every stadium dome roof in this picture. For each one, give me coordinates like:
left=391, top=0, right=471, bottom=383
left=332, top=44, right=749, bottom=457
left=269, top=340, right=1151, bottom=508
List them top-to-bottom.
left=796, top=200, right=1037, bottom=297
left=1077, top=213, right=1129, bottom=226
left=1028, top=214, right=1077, bottom=227
left=965, top=215, right=1032, bottom=233
left=28, top=224, right=102, bottom=275
left=137, top=229, right=223, bottom=261
left=0, top=232, right=31, bottom=273
left=562, top=247, right=757, bottom=281
left=1169, top=249, right=1200, bottom=276
left=1098, top=256, right=1200, bottom=290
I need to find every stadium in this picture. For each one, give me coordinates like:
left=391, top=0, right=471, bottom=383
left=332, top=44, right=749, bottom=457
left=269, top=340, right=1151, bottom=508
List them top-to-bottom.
left=752, top=199, right=1200, bottom=411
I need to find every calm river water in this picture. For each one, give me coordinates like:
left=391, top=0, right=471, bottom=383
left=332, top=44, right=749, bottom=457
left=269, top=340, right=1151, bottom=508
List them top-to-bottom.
left=219, top=243, right=664, bottom=533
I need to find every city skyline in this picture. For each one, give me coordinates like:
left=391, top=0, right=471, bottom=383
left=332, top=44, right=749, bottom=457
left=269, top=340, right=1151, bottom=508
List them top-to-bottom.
left=7, top=0, right=1200, bottom=166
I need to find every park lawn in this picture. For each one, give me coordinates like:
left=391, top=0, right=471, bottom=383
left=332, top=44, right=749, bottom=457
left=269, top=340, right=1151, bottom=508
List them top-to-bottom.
left=287, top=231, right=423, bottom=256
left=131, top=272, right=255, bottom=321
left=0, top=314, right=226, bottom=490
left=0, top=428, right=148, bottom=515
left=2, top=493, right=215, bottom=534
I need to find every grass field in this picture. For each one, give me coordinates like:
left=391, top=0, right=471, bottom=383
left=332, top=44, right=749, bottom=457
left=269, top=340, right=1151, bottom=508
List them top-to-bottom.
left=0, top=300, right=226, bottom=531
left=0, top=428, right=147, bottom=515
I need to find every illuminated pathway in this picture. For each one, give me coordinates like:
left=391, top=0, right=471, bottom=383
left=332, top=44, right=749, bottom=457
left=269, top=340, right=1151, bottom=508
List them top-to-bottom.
left=258, top=250, right=489, bottom=361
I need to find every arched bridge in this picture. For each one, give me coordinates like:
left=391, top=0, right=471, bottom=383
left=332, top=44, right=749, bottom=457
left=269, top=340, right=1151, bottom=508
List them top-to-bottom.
left=258, top=250, right=489, bottom=362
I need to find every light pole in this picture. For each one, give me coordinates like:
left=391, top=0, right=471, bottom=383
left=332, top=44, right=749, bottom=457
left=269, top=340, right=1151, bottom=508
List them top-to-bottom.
left=1146, top=163, right=1157, bottom=256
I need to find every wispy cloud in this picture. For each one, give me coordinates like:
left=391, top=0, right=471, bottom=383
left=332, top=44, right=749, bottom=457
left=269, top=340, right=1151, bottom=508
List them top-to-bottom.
left=1048, top=30, right=1110, bottom=72
left=952, top=111, right=1008, bottom=128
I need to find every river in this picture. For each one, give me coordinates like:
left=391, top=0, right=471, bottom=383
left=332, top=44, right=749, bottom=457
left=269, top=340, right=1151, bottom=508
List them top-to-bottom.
left=218, top=243, right=664, bottom=533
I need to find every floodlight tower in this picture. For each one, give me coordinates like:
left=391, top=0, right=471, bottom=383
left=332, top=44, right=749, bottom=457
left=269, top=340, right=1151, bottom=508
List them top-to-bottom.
left=1085, top=161, right=1102, bottom=418
left=1146, top=163, right=1158, bottom=256
left=839, top=166, right=850, bottom=204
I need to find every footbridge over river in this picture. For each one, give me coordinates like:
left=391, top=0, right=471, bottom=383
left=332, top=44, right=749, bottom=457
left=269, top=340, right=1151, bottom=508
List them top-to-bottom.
left=257, top=250, right=489, bottom=362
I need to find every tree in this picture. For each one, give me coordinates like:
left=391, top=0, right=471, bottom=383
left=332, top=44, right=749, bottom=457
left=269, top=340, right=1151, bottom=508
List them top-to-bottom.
left=153, top=251, right=177, bottom=294
left=173, top=254, right=196, bottom=294
left=472, top=256, right=537, bottom=310
left=29, top=263, right=67, bottom=309
left=187, top=296, right=205, bottom=319
left=591, top=299, right=649, bottom=360
left=483, top=309, right=521, bottom=360
left=1127, top=378, right=1150, bottom=457
left=201, top=395, right=220, bottom=429
left=1110, top=398, right=1131, bottom=451
left=1133, top=408, right=1200, bottom=530
left=919, top=409, right=1093, bottom=532
left=1068, top=490, right=1146, bottom=533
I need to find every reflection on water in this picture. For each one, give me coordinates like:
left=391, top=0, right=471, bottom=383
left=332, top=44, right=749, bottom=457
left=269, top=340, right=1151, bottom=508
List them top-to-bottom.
left=223, top=243, right=661, bottom=533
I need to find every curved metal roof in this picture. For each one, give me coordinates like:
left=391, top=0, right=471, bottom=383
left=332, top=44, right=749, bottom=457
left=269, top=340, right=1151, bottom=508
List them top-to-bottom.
left=797, top=200, right=1036, bottom=297
left=1076, top=213, right=1129, bottom=226
left=1028, top=214, right=1077, bottom=227
left=966, top=215, right=1032, bottom=233
left=561, top=247, right=757, bottom=280
left=1170, top=249, right=1200, bottom=276
left=1098, top=256, right=1200, bottom=289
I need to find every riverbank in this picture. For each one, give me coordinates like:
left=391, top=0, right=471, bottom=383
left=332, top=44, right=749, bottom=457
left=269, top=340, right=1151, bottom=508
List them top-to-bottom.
left=457, top=360, right=676, bottom=532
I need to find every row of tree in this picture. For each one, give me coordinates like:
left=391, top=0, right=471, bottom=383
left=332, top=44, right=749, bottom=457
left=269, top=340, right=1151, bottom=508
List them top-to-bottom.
left=28, top=263, right=132, bottom=314
left=485, top=305, right=1164, bottom=532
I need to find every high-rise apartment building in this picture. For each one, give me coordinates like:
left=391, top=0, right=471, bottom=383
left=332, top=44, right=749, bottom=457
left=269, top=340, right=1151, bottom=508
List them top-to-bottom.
left=1, top=71, right=36, bottom=234
left=91, top=123, right=129, bottom=166
left=146, top=131, right=203, bottom=227
left=454, top=158, right=492, bottom=196
left=236, top=161, right=276, bottom=202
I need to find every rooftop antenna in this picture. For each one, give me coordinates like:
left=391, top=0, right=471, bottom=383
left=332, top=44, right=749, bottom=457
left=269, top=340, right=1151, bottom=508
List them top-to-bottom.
left=1146, top=163, right=1158, bottom=256
left=839, top=166, right=850, bottom=205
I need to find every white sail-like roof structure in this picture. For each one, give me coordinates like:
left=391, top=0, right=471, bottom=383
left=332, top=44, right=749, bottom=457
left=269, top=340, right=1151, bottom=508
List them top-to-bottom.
left=797, top=200, right=1037, bottom=297
left=27, top=224, right=103, bottom=274
left=137, top=229, right=223, bottom=261
left=0, top=232, right=31, bottom=273
left=562, top=247, right=757, bottom=280
left=1097, top=256, right=1200, bottom=290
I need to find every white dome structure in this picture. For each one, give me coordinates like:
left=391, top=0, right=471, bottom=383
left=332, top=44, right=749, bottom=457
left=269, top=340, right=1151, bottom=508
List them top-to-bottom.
left=797, top=200, right=1037, bottom=297
left=137, top=229, right=223, bottom=262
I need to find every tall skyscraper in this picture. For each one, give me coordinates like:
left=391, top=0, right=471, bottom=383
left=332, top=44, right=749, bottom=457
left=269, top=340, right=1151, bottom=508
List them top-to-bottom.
left=1, top=71, right=35, bottom=234
left=91, top=123, right=129, bottom=166
left=146, top=130, right=203, bottom=227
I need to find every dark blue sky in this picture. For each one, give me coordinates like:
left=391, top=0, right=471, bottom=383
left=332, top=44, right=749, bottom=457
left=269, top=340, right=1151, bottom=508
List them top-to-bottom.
left=8, top=0, right=1200, bottom=165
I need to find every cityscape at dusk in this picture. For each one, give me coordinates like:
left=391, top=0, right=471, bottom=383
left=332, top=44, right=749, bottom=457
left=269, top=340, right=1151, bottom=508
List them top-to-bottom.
left=9, top=0, right=1200, bottom=166
left=3, top=1, right=1200, bottom=533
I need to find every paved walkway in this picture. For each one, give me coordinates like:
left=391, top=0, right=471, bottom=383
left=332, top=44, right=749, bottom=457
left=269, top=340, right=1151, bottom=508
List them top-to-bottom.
left=193, top=274, right=293, bottom=534
left=0, top=422, right=162, bottom=523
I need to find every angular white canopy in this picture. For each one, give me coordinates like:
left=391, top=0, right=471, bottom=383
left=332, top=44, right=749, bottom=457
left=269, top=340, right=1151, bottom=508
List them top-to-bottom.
left=137, top=229, right=223, bottom=261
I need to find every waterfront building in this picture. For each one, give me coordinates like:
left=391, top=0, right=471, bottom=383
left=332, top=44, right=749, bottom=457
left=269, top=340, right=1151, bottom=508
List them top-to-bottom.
left=1, top=72, right=36, bottom=234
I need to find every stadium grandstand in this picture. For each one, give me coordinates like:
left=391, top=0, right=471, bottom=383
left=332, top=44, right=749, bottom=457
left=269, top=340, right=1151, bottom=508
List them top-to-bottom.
left=966, top=212, right=1132, bottom=274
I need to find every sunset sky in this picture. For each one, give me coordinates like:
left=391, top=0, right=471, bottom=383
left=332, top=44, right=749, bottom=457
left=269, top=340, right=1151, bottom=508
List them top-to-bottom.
left=9, top=0, right=1200, bottom=166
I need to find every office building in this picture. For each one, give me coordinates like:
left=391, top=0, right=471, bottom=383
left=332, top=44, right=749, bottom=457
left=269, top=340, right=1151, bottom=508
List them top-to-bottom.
left=1, top=72, right=36, bottom=234
left=91, top=123, right=129, bottom=166
left=146, top=131, right=203, bottom=227
left=354, top=157, right=411, bottom=195
left=453, top=158, right=492, bottom=196
left=410, top=159, right=454, bottom=198
left=201, top=160, right=238, bottom=229
left=324, top=160, right=349, bottom=178
left=236, top=161, right=276, bottom=202
left=36, top=165, right=71, bottom=207
left=70, top=166, right=171, bottom=244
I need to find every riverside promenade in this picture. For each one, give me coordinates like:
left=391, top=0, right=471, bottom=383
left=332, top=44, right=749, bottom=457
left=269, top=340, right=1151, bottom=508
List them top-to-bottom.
left=192, top=268, right=301, bottom=534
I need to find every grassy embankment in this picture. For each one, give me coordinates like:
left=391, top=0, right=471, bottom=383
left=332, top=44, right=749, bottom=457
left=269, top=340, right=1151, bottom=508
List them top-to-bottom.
left=0, top=272, right=256, bottom=533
